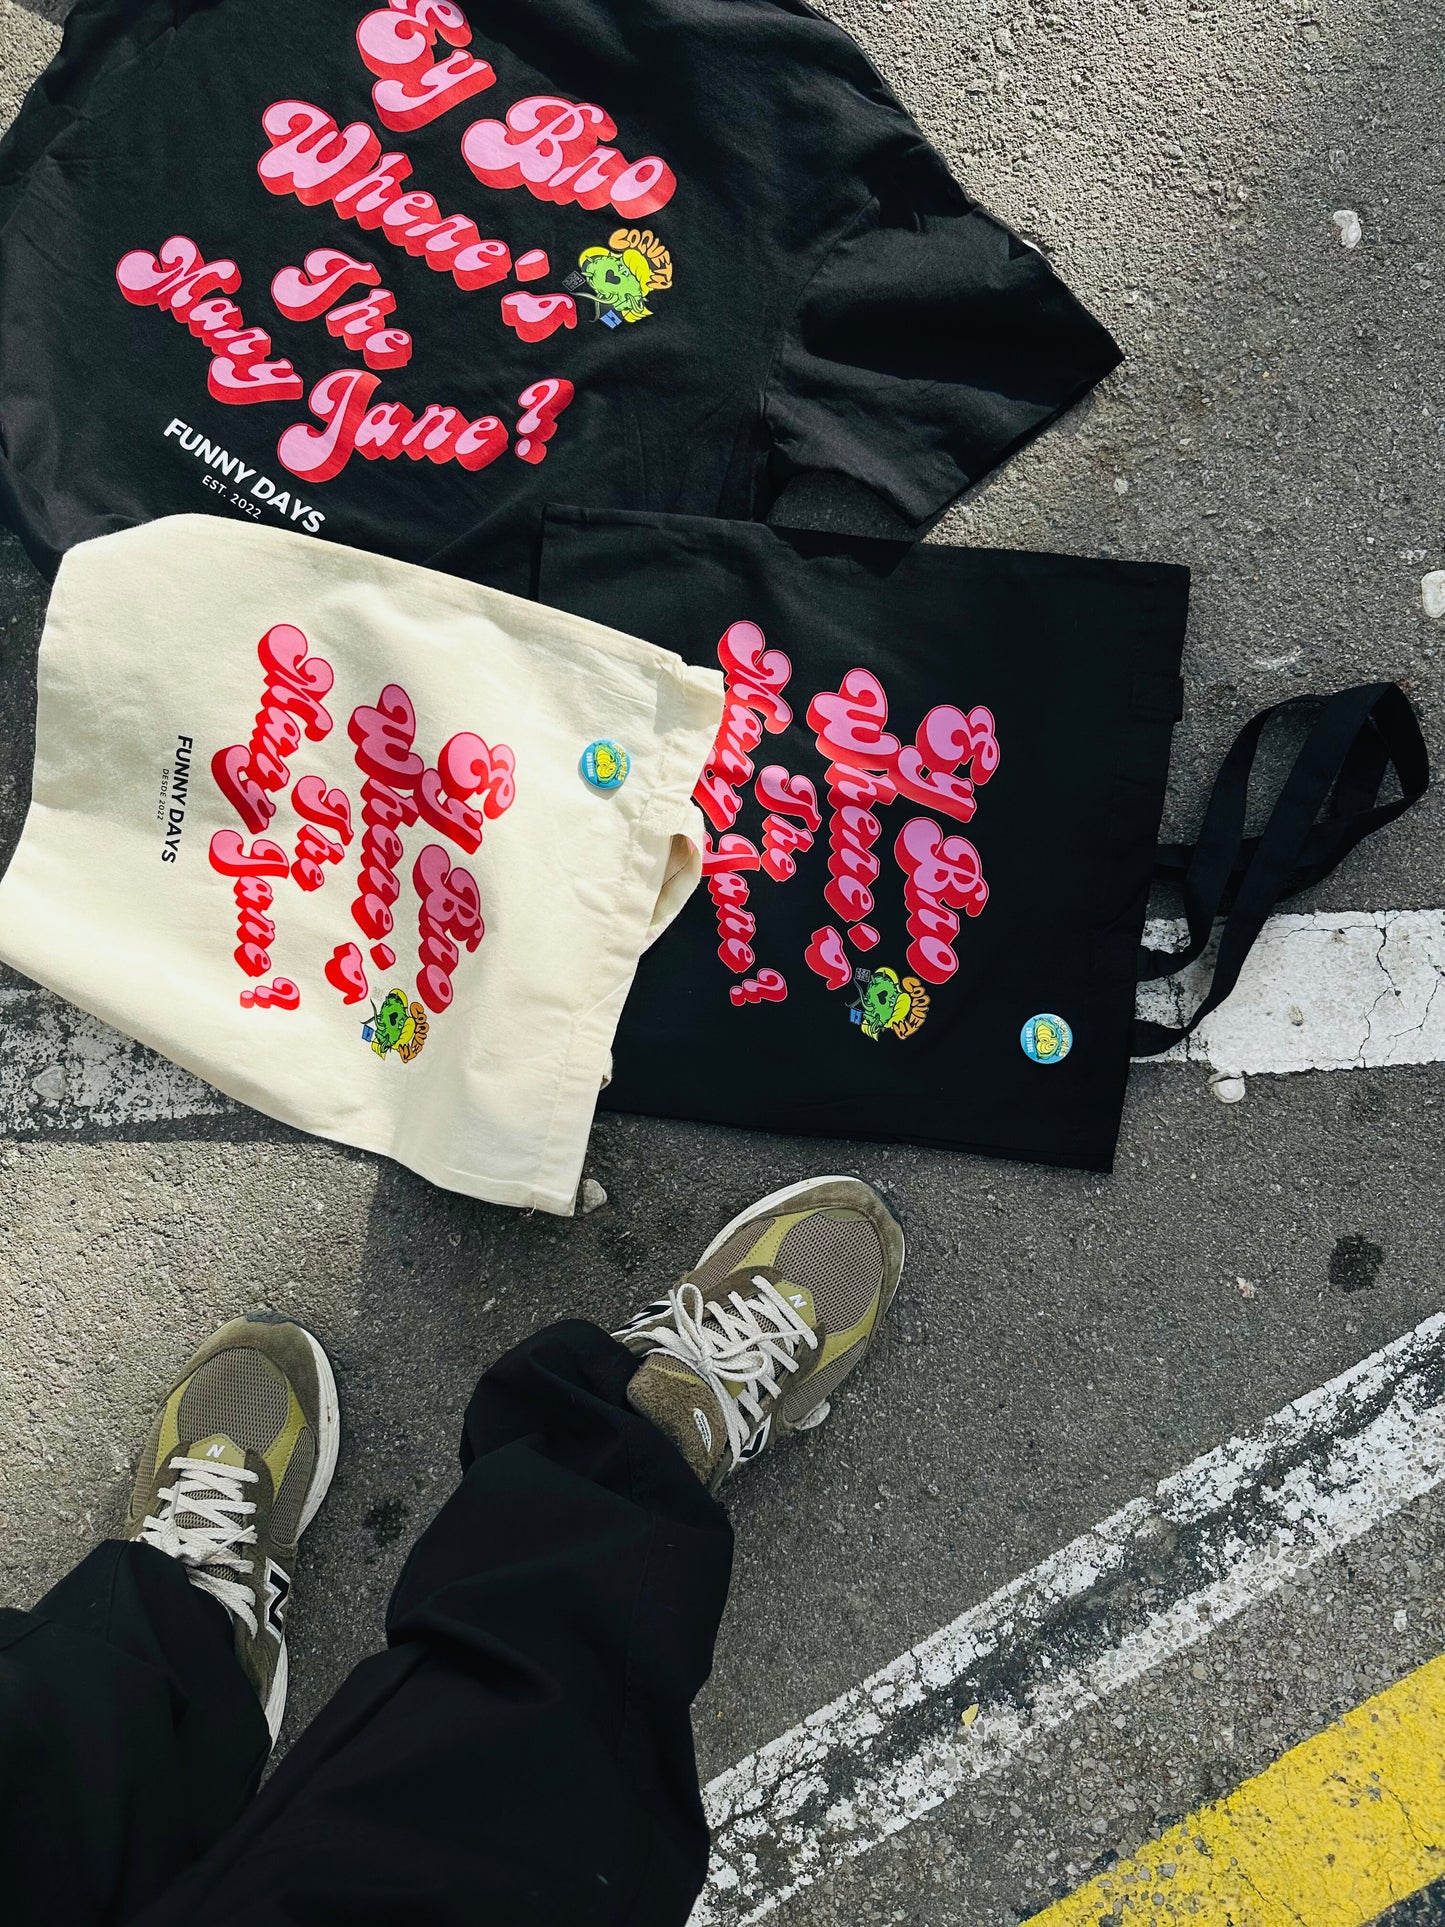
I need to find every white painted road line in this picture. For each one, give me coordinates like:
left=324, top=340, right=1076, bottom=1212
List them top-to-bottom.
left=0, top=907, right=1443, bottom=1132
left=1135, top=908, right=1445, bottom=1073
left=0, top=984, right=234, bottom=1129
left=691, top=1313, right=1445, bottom=1927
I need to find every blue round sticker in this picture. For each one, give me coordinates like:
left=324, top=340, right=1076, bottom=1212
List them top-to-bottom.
left=580, top=740, right=630, bottom=791
left=1021, top=1013, right=1073, bottom=1065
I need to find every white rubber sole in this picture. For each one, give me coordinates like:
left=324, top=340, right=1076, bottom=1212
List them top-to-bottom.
left=263, top=1325, right=341, bottom=1744
left=297, top=1325, right=342, bottom=1535
left=264, top=1642, right=290, bottom=1744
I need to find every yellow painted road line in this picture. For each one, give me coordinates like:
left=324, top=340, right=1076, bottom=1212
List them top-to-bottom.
left=1025, top=1652, right=1445, bottom=1926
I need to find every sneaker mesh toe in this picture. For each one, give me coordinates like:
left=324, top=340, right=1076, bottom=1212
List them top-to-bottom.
left=775, top=1214, right=883, bottom=1330
left=693, top=1222, right=767, bottom=1288
left=177, top=1348, right=290, bottom=1453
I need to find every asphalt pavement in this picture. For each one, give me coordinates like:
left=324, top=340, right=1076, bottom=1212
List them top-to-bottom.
left=2, top=0, right=1444, bottom=1921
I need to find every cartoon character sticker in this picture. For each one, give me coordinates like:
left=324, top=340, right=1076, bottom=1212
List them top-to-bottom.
left=567, top=228, right=672, bottom=327
left=580, top=739, right=630, bottom=789
left=847, top=967, right=930, bottom=1042
left=362, top=988, right=430, bottom=1062
left=1020, top=1012, right=1072, bottom=1064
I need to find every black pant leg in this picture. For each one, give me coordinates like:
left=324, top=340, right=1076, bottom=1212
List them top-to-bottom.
left=139, top=1320, right=734, bottom=1927
left=0, top=1539, right=270, bottom=1927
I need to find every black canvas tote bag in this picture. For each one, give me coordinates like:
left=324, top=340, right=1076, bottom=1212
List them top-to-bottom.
left=537, top=506, right=1427, bottom=1171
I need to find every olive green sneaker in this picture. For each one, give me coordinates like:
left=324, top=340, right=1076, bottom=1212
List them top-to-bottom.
left=615, top=1176, right=903, bottom=1491
left=125, top=1312, right=340, bottom=1743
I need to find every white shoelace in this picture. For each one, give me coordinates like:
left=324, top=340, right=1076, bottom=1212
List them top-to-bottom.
left=645, top=1274, right=819, bottom=1469
left=139, top=1456, right=260, bottom=1635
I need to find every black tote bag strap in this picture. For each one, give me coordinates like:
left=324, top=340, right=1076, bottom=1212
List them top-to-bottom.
left=1132, top=682, right=1429, bottom=1056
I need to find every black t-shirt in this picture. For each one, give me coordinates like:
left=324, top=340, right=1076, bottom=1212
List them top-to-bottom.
left=0, top=0, right=1120, bottom=591
left=539, top=506, right=1189, bottom=1172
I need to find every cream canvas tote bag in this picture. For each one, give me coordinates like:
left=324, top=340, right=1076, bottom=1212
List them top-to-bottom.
left=0, top=517, right=723, bottom=1212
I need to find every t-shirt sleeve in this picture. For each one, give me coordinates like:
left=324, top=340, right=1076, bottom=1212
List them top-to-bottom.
left=762, top=146, right=1122, bottom=531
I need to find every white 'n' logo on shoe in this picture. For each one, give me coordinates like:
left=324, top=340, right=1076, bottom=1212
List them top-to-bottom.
left=206, top=1441, right=227, bottom=1459
left=262, top=1558, right=291, bottom=1642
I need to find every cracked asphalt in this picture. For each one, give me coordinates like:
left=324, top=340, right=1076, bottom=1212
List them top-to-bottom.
left=3, top=0, right=1445, bottom=1920
left=1130, top=905, right=1445, bottom=1077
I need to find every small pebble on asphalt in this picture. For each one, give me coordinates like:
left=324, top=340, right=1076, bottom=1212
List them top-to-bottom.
left=1332, top=208, right=1362, bottom=248
left=1421, top=570, right=1445, bottom=620
left=29, top=1064, right=65, bottom=1104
